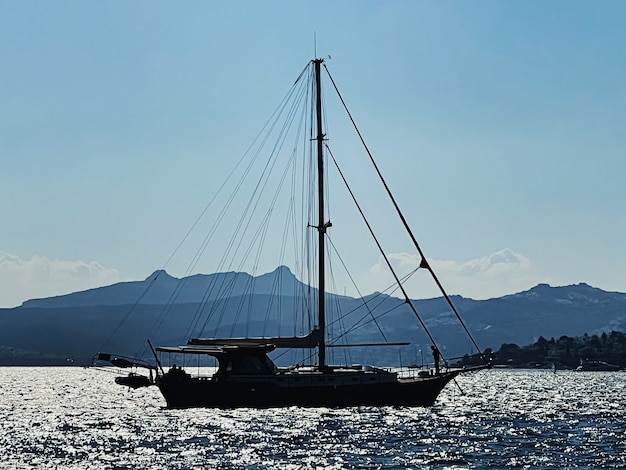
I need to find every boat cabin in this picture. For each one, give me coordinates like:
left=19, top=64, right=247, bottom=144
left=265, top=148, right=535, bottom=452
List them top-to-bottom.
left=156, top=344, right=279, bottom=377
left=215, top=347, right=278, bottom=376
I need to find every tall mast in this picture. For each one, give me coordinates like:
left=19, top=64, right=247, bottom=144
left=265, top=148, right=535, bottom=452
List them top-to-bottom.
left=313, top=58, right=327, bottom=368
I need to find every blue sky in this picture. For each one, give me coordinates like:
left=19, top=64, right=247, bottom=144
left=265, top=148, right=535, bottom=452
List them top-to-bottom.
left=1, top=1, right=625, bottom=308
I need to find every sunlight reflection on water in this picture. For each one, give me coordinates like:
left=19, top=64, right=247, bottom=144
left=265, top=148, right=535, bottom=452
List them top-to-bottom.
left=1, top=367, right=625, bottom=469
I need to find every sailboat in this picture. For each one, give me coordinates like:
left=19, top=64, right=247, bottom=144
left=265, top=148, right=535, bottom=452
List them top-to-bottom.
left=96, top=58, right=492, bottom=408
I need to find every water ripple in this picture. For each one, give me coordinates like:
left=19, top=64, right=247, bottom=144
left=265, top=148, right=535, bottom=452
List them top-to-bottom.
left=1, top=368, right=625, bottom=468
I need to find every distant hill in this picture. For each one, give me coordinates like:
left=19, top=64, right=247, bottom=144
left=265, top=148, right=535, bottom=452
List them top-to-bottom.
left=20, top=265, right=302, bottom=308
left=1, top=267, right=625, bottom=366
left=460, top=282, right=626, bottom=349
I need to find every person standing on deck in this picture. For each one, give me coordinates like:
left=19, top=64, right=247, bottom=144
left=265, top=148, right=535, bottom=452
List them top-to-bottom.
left=431, top=345, right=440, bottom=374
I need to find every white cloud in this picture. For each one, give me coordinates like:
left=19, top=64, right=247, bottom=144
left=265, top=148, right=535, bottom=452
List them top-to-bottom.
left=367, top=248, right=544, bottom=300
left=0, top=251, right=120, bottom=308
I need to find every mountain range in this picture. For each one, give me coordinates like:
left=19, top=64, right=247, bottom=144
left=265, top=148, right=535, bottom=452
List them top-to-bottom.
left=1, top=266, right=625, bottom=366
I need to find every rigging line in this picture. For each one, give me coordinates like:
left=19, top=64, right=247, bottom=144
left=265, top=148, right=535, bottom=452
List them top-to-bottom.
left=293, top=61, right=311, bottom=87
left=297, top=63, right=316, bottom=339
left=124, top=64, right=315, bottom=358
left=163, top=64, right=310, bottom=277
left=323, top=64, right=486, bottom=362
left=203, top=70, right=310, bottom=277
left=147, top=72, right=313, bottom=346
left=216, top=72, right=310, bottom=278
left=207, top=76, right=309, bottom=279
left=198, top=79, right=311, bottom=338
left=196, top=80, right=309, bottom=320
left=305, top=81, right=316, bottom=335
left=267, top=89, right=312, bottom=337
left=291, top=89, right=314, bottom=339
left=226, top=113, right=304, bottom=336
left=288, top=142, right=308, bottom=338
left=326, top=146, right=441, bottom=354
left=276, top=156, right=300, bottom=336
left=180, top=167, right=296, bottom=334
left=203, top=169, right=288, bottom=329
left=240, top=175, right=293, bottom=320
left=272, top=201, right=296, bottom=335
left=174, top=202, right=260, bottom=339
left=325, top=236, right=388, bottom=342
left=327, top=237, right=419, bottom=320
left=152, top=238, right=271, bottom=347
left=319, top=243, right=420, bottom=344
left=324, top=248, right=346, bottom=361
left=186, top=261, right=250, bottom=340
left=98, top=272, right=162, bottom=353
left=326, top=272, right=422, bottom=344
left=204, top=284, right=238, bottom=338
left=331, top=299, right=406, bottom=345
left=273, top=343, right=317, bottom=366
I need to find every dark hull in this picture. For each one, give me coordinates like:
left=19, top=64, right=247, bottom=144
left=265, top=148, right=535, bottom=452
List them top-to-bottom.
left=157, top=371, right=460, bottom=409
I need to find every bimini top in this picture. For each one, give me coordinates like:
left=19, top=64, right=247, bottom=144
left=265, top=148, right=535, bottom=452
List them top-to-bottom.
left=185, top=328, right=321, bottom=349
left=156, top=343, right=276, bottom=356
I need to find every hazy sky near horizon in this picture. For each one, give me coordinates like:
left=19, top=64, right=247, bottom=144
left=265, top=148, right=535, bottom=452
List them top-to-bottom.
left=2, top=1, right=625, bottom=308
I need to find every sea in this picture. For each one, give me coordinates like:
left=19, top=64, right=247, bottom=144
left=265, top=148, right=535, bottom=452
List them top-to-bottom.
left=1, top=368, right=625, bottom=469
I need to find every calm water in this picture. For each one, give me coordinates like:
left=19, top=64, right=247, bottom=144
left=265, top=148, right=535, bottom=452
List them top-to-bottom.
left=1, top=368, right=625, bottom=469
